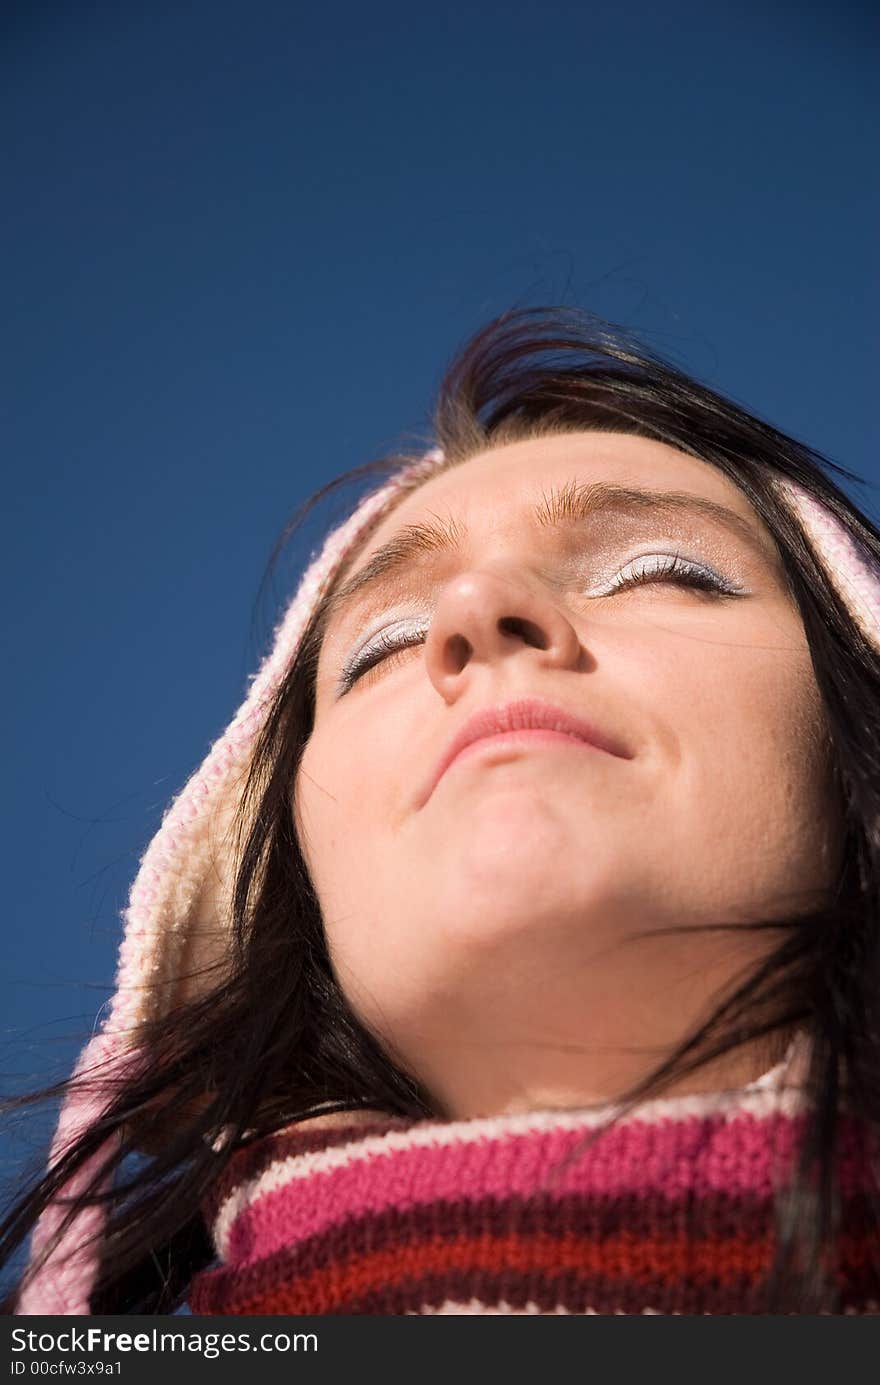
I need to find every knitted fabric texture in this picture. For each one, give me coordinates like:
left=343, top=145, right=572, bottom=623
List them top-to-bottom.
left=14, top=441, right=880, bottom=1315
left=189, top=1046, right=879, bottom=1316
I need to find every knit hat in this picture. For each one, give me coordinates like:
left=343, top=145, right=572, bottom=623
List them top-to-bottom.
left=14, top=446, right=880, bottom=1315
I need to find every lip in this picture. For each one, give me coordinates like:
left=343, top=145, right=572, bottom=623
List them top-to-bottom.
left=415, top=696, right=632, bottom=809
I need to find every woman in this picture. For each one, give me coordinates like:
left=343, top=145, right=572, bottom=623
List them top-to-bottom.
left=2, top=307, right=879, bottom=1315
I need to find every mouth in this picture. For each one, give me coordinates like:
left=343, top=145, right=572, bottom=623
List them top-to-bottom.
left=414, top=696, right=632, bottom=810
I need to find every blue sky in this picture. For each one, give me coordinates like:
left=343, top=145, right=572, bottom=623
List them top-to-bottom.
left=2, top=0, right=877, bottom=1245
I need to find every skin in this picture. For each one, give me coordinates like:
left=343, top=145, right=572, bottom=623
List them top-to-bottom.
left=294, top=432, right=844, bottom=1119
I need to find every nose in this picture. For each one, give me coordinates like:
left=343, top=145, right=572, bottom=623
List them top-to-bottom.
left=422, top=566, right=587, bottom=701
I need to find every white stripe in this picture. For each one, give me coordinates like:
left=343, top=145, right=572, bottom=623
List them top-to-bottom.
left=409, top=1301, right=668, bottom=1314
left=412, top=1301, right=879, bottom=1315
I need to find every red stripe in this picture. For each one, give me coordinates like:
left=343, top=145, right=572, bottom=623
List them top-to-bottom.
left=192, top=1224, right=782, bottom=1314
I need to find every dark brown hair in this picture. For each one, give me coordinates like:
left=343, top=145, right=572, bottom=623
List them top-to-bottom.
left=3, top=306, right=880, bottom=1313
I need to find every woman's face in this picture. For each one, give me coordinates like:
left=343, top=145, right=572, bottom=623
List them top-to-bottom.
left=295, top=432, right=843, bottom=1117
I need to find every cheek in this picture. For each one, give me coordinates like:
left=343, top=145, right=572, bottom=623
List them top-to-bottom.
left=653, top=604, right=823, bottom=762
left=670, top=626, right=838, bottom=881
left=715, top=640, right=826, bottom=774
left=292, top=729, right=385, bottom=900
left=293, top=738, right=342, bottom=867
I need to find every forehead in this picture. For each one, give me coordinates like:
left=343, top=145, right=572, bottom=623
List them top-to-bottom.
left=355, top=432, right=758, bottom=560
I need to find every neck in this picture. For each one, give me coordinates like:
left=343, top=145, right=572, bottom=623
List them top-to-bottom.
left=366, top=925, right=792, bottom=1119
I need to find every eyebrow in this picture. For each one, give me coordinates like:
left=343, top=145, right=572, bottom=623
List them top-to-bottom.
left=321, top=481, right=771, bottom=634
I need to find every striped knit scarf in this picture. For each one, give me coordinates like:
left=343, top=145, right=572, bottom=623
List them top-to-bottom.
left=189, top=1053, right=879, bottom=1315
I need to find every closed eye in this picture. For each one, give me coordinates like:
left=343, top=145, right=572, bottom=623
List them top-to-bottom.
left=603, top=550, right=743, bottom=597
left=336, top=551, right=744, bottom=694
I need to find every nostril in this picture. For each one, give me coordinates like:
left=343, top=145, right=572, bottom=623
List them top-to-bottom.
left=499, top=616, right=548, bottom=650
left=446, top=633, right=472, bottom=670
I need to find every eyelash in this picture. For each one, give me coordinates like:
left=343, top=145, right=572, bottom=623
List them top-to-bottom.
left=337, top=553, right=744, bottom=693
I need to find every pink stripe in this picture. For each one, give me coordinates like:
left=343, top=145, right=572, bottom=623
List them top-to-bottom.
left=226, top=1111, right=825, bottom=1265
